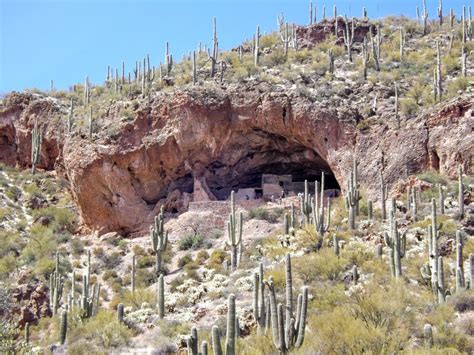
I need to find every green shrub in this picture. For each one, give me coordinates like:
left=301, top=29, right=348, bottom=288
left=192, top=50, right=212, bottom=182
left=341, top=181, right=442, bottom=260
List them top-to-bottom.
left=32, top=206, right=75, bottom=233
left=247, top=207, right=284, bottom=223
left=178, top=234, right=204, bottom=251
left=207, top=249, right=228, bottom=270
left=178, top=254, right=193, bottom=268
left=67, top=310, right=133, bottom=353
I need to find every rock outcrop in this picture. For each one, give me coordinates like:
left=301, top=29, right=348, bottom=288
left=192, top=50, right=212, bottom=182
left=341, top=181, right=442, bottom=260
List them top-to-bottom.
left=1, top=85, right=472, bottom=235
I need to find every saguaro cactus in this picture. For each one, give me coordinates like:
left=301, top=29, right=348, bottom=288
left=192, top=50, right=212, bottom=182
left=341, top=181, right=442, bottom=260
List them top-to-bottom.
left=422, top=0, right=429, bottom=36
left=437, top=0, right=443, bottom=26
left=209, top=17, right=219, bottom=77
left=343, top=17, right=355, bottom=62
left=254, top=25, right=260, bottom=66
left=399, top=27, right=406, bottom=62
left=362, top=37, right=370, bottom=80
left=436, top=40, right=443, bottom=101
left=328, top=48, right=335, bottom=74
left=67, top=98, right=74, bottom=134
left=31, top=119, right=42, bottom=175
left=345, top=161, right=360, bottom=230
left=458, top=165, right=464, bottom=219
left=313, top=172, right=330, bottom=238
left=380, top=172, right=389, bottom=221
left=300, top=180, right=312, bottom=225
left=438, top=184, right=445, bottom=214
left=227, top=191, right=243, bottom=270
left=150, top=206, right=168, bottom=275
left=384, top=211, right=406, bottom=278
left=456, top=230, right=465, bottom=292
left=50, top=252, right=63, bottom=316
left=265, top=254, right=309, bottom=352
left=131, top=255, right=136, bottom=293
left=253, top=263, right=267, bottom=332
left=157, top=274, right=165, bottom=318
left=225, top=294, right=236, bottom=355
left=117, top=303, right=124, bottom=323
left=60, top=310, right=67, bottom=345
left=424, top=324, right=434, bottom=347
left=212, top=325, right=223, bottom=355
left=187, top=326, right=199, bottom=355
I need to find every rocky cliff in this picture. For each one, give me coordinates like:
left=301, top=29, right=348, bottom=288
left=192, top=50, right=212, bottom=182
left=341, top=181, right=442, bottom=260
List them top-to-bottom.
left=1, top=85, right=472, bottom=235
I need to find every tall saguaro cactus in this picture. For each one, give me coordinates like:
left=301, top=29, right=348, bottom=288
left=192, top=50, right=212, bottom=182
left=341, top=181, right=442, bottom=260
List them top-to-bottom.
left=422, top=0, right=429, bottom=36
left=343, top=17, right=355, bottom=62
left=254, top=25, right=260, bottom=66
left=31, top=119, right=42, bottom=175
left=345, top=160, right=360, bottom=230
left=458, top=165, right=464, bottom=219
left=313, top=172, right=331, bottom=239
left=380, top=172, right=389, bottom=221
left=227, top=191, right=243, bottom=270
left=150, top=206, right=168, bottom=275
left=384, top=211, right=406, bottom=278
left=50, top=252, right=63, bottom=316
left=265, top=254, right=309, bottom=352
left=253, top=262, right=267, bottom=333
left=157, top=274, right=165, bottom=319
left=225, top=294, right=237, bottom=355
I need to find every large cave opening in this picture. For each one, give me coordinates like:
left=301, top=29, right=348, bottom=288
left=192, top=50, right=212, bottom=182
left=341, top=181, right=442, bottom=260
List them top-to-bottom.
left=194, top=129, right=340, bottom=201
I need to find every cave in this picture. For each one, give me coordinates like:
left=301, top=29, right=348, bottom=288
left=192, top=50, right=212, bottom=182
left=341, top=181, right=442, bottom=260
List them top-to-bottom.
left=191, top=129, right=340, bottom=201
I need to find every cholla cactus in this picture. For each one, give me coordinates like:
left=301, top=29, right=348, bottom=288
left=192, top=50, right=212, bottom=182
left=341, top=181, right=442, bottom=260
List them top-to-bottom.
left=227, top=191, right=243, bottom=270
left=150, top=206, right=168, bottom=275
left=384, top=211, right=406, bottom=278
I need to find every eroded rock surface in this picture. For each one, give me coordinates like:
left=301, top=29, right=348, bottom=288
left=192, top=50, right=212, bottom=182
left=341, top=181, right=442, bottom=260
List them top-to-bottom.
left=0, top=86, right=472, bottom=235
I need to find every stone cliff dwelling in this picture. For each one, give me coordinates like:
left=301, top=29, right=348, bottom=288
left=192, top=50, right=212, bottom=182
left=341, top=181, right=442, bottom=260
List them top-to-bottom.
left=193, top=171, right=340, bottom=203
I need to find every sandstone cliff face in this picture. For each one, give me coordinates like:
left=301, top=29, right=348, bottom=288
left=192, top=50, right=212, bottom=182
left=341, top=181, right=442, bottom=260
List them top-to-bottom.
left=1, top=86, right=472, bottom=235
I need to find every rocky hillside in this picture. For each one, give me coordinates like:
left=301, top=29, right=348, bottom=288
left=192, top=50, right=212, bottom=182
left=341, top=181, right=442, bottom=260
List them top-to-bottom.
left=0, top=10, right=474, bottom=355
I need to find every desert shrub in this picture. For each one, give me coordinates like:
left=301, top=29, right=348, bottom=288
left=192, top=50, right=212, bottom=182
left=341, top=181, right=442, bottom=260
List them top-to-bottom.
left=260, top=33, right=279, bottom=48
left=262, top=49, right=287, bottom=67
left=447, top=76, right=470, bottom=97
left=400, top=97, right=419, bottom=116
left=417, top=170, right=448, bottom=185
left=5, top=186, right=21, bottom=201
left=32, top=206, right=75, bottom=233
left=247, top=207, right=284, bottom=223
left=22, top=224, right=56, bottom=263
left=178, top=234, right=204, bottom=251
left=70, top=238, right=85, bottom=256
left=132, top=244, right=147, bottom=256
left=293, top=248, right=348, bottom=283
left=208, top=249, right=228, bottom=270
left=196, top=250, right=209, bottom=264
left=103, top=252, right=122, bottom=269
left=178, top=254, right=193, bottom=268
left=0, top=255, right=17, bottom=280
left=136, top=255, right=154, bottom=268
left=120, top=288, right=155, bottom=310
left=449, top=291, right=474, bottom=313
left=67, top=310, right=133, bottom=353
left=0, top=320, right=30, bottom=353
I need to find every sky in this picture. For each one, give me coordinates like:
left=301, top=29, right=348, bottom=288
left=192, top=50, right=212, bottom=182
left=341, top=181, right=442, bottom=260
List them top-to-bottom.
left=0, top=0, right=469, bottom=94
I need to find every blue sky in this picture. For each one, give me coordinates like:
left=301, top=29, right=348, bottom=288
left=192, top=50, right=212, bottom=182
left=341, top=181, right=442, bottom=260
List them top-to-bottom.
left=0, top=0, right=468, bottom=94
